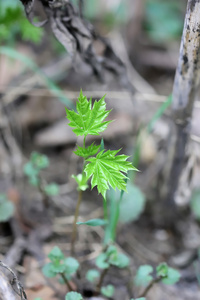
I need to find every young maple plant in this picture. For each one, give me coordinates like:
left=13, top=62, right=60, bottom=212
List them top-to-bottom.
left=66, top=91, right=136, bottom=254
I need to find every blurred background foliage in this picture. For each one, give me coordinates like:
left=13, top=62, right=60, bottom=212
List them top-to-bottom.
left=0, top=0, right=43, bottom=45
left=144, top=0, right=184, bottom=43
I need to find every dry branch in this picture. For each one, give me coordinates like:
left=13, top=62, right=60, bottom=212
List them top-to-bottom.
left=19, top=0, right=132, bottom=91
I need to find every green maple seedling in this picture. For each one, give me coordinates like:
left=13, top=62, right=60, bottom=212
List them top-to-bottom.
left=66, top=90, right=136, bottom=198
left=66, top=91, right=136, bottom=255
left=42, top=246, right=79, bottom=291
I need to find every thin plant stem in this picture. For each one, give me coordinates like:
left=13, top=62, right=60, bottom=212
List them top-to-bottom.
left=83, top=135, right=86, bottom=148
left=38, top=176, right=49, bottom=208
left=71, top=190, right=83, bottom=256
left=103, top=197, right=108, bottom=220
left=127, top=266, right=135, bottom=299
left=96, top=267, right=109, bottom=293
left=60, top=273, right=73, bottom=291
left=139, top=277, right=161, bottom=298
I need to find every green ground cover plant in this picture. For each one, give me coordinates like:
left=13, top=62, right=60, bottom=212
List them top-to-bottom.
left=24, top=151, right=59, bottom=207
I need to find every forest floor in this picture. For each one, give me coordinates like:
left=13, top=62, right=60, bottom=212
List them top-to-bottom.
left=1, top=29, right=200, bottom=300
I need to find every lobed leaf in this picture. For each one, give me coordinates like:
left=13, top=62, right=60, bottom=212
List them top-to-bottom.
left=66, top=91, right=112, bottom=137
left=74, top=143, right=100, bottom=158
left=84, top=150, right=136, bottom=198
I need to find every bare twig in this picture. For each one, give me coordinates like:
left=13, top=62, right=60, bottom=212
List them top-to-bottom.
left=0, top=261, right=27, bottom=300
left=96, top=267, right=109, bottom=293
left=60, top=273, right=74, bottom=291
left=139, top=276, right=162, bottom=298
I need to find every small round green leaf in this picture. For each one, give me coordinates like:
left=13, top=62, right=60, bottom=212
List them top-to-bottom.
left=31, top=152, right=49, bottom=169
left=23, top=161, right=38, bottom=177
left=28, top=175, right=39, bottom=187
left=44, top=183, right=59, bottom=196
left=119, top=183, right=146, bottom=223
left=190, top=189, right=200, bottom=220
left=0, top=197, right=14, bottom=222
left=109, top=252, right=130, bottom=268
left=96, top=253, right=109, bottom=269
left=64, top=257, right=79, bottom=275
left=42, top=263, right=56, bottom=278
left=134, top=265, right=153, bottom=287
left=161, top=267, right=181, bottom=285
left=86, top=269, right=100, bottom=283
left=101, top=285, right=115, bottom=297
left=65, top=292, right=83, bottom=300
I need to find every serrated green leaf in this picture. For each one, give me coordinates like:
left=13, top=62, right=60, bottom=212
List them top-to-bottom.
left=66, top=91, right=112, bottom=136
left=74, top=143, right=100, bottom=158
left=84, top=149, right=136, bottom=198
left=72, top=173, right=88, bottom=191
left=44, top=183, right=59, bottom=196
left=0, top=195, right=14, bottom=222
left=77, top=218, right=107, bottom=226
left=48, top=246, right=64, bottom=262
left=64, top=257, right=79, bottom=275
left=134, top=265, right=153, bottom=287
left=161, top=267, right=181, bottom=285
left=86, top=269, right=100, bottom=283
left=101, top=285, right=115, bottom=297
left=65, top=292, right=83, bottom=300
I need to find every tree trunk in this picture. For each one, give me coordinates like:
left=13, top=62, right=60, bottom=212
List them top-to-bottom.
left=163, top=0, right=200, bottom=226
